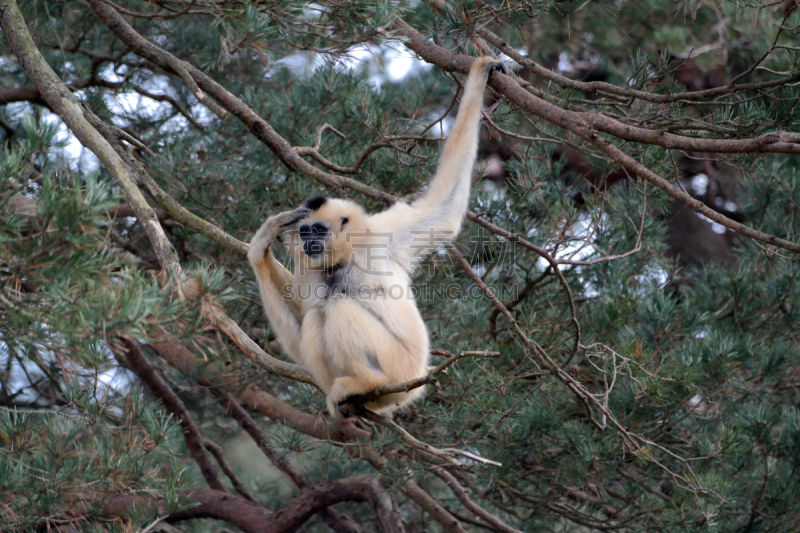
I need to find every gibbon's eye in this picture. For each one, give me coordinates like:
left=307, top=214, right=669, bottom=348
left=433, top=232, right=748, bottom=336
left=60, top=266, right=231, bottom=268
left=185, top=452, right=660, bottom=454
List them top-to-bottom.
left=341, top=217, right=349, bottom=227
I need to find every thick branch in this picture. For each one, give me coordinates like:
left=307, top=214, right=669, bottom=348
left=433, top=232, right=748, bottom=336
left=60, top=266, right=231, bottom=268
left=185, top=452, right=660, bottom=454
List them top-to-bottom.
left=0, top=85, right=47, bottom=106
left=431, top=467, right=524, bottom=533
left=268, top=477, right=379, bottom=533
left=402, top=480, right=468, bottom=533
left=102, top=481, right=376, bottom=533
left=102, top=489, right=271, bottom=532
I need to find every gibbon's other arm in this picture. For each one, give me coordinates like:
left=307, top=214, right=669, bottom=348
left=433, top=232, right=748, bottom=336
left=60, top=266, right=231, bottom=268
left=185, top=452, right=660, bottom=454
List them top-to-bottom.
left=372, top=57, right=507, bottom=270
left=247, top=207, right=309, bottom=363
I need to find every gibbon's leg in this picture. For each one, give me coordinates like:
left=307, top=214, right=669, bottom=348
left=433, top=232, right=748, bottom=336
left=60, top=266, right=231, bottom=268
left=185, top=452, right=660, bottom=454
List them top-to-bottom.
left=248, top=208, right=309, bottom=363
left=323, top=300, right=425, bottom=417
left=324, top=302, right=392, bottom=416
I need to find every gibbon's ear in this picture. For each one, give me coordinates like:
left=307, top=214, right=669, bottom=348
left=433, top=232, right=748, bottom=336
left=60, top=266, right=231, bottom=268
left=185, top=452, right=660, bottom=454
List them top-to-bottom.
left=303, top=196, right=328, bottom=211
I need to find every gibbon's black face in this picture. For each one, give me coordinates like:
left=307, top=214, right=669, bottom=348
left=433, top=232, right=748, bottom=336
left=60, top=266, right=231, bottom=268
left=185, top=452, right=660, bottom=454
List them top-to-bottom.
left=293, top=195, right=366, bottom=268
left=299, top=196, right=330, bottom=258
left=299, top=222, right=329, bottom=257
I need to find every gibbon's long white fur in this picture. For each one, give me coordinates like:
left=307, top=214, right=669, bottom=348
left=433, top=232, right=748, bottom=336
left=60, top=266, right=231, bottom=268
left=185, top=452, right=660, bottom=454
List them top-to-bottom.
left=248, top=58, right=506, bottom=416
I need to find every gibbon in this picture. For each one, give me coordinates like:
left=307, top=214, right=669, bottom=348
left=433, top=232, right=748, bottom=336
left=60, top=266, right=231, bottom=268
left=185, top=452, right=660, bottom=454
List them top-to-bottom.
left=248, top=57, right=506, bottom=416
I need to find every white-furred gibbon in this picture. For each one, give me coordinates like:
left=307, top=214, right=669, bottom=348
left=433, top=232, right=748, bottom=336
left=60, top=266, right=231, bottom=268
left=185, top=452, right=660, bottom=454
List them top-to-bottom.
left=248, top=57, right=506, bottom=417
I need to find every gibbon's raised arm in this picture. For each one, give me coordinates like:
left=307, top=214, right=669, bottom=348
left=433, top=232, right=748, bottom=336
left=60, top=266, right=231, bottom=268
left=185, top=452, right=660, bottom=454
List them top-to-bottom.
left=372, top=58, right=507, bottom=271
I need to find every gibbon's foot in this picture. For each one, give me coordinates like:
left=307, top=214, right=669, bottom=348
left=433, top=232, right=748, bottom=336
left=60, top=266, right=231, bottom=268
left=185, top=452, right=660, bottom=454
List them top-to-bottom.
left=487, top=61, right=508, bottom=78
left=338, top=392, right=369, bottom=408
left=337, top=393, right=374, bottom=418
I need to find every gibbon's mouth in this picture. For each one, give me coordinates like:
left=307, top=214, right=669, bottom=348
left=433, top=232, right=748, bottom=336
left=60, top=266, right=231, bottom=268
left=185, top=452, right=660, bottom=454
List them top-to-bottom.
left=299, top=222, right=329, bottom=257
left=303, top=240, right=325, bottom=257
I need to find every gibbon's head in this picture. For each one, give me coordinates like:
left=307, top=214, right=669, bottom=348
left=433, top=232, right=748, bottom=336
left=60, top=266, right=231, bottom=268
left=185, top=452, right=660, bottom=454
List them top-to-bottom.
left=294, top=196, right=367, bottom=269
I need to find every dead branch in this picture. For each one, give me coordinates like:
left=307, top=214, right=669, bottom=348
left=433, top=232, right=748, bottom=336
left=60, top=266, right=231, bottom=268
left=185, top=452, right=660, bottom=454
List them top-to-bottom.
left=359, top=408, right=502, bottom=467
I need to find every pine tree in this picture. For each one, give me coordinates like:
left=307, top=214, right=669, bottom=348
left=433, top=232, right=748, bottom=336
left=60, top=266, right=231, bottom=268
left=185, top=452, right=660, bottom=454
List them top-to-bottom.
left=1, top=0, right=800, bottom=531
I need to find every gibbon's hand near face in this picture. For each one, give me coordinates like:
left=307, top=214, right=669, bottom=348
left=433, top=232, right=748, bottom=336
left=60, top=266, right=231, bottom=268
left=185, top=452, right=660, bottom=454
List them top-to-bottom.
left=250, top=57, right=504, bottom=417
left=247, top=207, right=310, bottom=262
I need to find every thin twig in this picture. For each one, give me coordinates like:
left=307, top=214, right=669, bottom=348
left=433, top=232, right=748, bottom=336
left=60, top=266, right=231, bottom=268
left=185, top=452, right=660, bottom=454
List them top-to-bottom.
left=202, top=302, right=315, bottom=384
left=359, top=408, right=501, bottom=467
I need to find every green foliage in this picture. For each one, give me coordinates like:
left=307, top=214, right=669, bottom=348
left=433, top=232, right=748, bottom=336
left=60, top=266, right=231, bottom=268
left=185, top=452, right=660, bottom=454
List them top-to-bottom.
left=0, top=390, right=190, bottom=531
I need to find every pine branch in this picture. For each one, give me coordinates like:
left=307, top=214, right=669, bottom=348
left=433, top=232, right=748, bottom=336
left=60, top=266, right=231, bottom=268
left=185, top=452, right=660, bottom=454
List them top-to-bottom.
left=0, top=0, right=181, bottom=272
left=87, top=0, right=396, bottom=204
left=88, top=0, right=800, bottom=256
left=422, top=0, right=800, bottom=104
left=390, top=19, right=800, bottom=255
left=136, top=171, right=249, bottom=257
left=201, top=302, right=315, bottom=384
left=116, top=335, right=229, bottom=493
left=149, top=340, right=374, bottom=447
left=215, top=393, right=368, bottom=533
left=358, top=408, right=502, bottom=467
left=202, top=438, right=257, bottom=503
left=431, top=467, right=524, bottom=533
left=401, top=480, right=468, bottom=533
left=100, top=482, right=379, bottom=533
